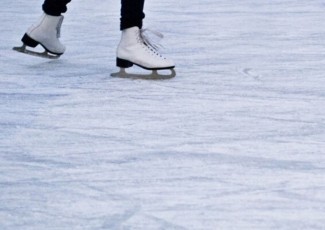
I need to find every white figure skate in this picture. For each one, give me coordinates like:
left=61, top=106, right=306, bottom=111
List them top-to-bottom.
left=13, top=13, right=65, bottom=59
left=111, top=27, right=176, bottom=79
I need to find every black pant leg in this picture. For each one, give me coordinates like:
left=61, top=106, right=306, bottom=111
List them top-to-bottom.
left=43, top=0, right=72, bottom=16
left=120, top=0, right=145, bottom=30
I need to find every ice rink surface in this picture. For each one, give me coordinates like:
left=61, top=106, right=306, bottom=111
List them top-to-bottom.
left=1, top=0, right=325, bottom=229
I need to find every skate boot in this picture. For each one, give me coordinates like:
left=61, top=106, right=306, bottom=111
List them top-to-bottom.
left=13, top=13, right=65, bottom=59
left=111, top=27, right=176, bottom=79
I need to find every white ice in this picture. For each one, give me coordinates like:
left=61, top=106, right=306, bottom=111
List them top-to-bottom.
left=1, top=0, right=325, bottom=229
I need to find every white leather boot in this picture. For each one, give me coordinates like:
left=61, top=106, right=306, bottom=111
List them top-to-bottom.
left=21, top=13, right=66, bottom=55
left=116, top=27, right=175, bottom=70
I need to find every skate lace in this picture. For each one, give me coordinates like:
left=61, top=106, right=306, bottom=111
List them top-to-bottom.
left=56, top=16, right=64, bottom=38
left=140, top=28, right=164, bottom=51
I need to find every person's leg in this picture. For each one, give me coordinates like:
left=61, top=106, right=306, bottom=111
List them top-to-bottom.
left=43, top=0, right=71, bottom=16
left=120, top=0, right=145, bottom=30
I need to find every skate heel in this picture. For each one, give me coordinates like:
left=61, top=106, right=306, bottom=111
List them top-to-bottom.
left=21, top=33, right=39, bottom=48
left=116, top=58, right=133, bottom=68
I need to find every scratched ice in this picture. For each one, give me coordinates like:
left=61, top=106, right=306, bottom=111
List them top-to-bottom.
left=1, top=0, right=325, bottom=229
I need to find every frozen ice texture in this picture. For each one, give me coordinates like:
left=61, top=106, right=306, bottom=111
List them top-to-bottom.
left=1, top=0, right=325, bottom=229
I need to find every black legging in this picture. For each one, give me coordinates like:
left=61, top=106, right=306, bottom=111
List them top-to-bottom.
left=42, top=0, right=145, bottom=30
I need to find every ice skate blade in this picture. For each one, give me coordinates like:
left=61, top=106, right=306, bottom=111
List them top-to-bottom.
left=13, top=45, right=60, bottom=60
left=111, top=68, right=176, bottom=80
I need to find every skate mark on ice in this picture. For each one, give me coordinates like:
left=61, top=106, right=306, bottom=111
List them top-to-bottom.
left=240, top=68, right=262, bottom=81
left=0, top=81, right=25, bottom=89
left=0, top=92, right=67, bottom=99
left=5, top=151, right=75, bottom=169
left=160, top=151, right=323, bottom=172
left=276, top=186, right=325, bottom=203
left=101, top=206, right=141, bottom=229
left=145, top=214, right=188, bottom=230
